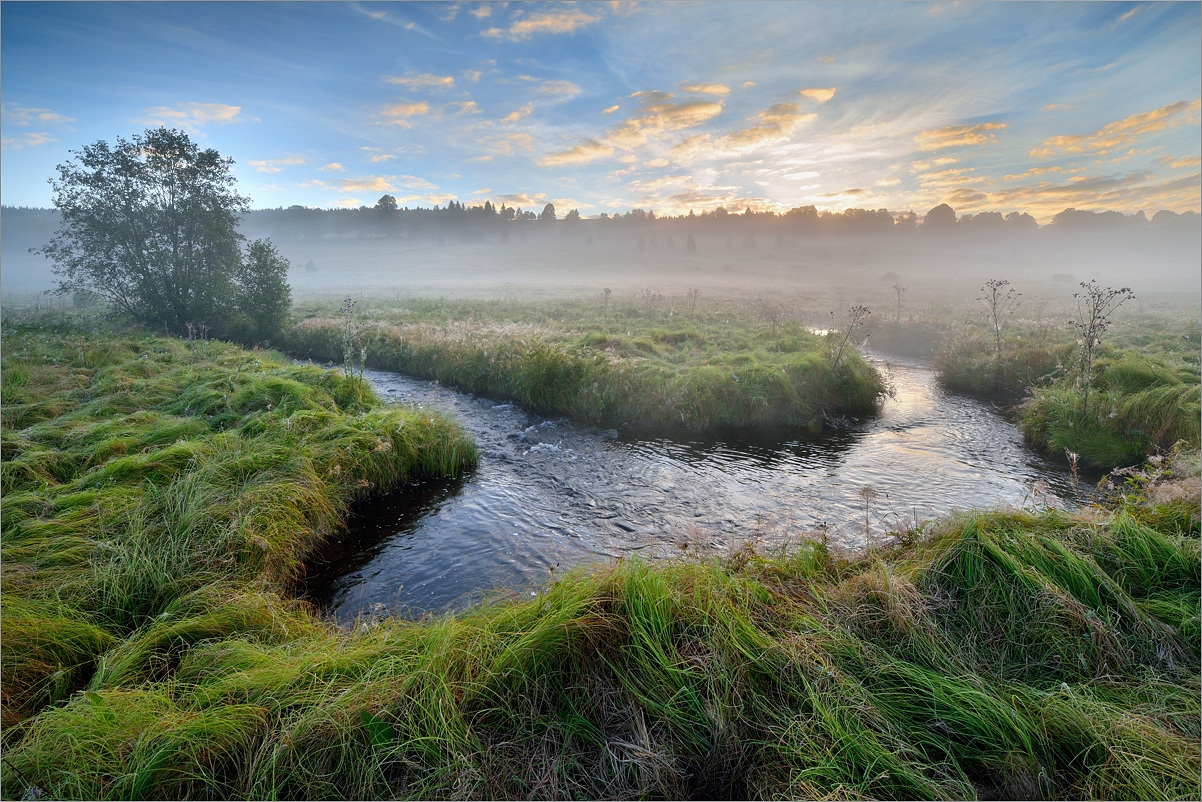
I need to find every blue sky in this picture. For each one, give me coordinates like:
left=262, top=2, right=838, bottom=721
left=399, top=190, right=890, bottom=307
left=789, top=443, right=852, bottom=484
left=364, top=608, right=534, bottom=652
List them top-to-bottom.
left=2, top=1, right=1199, bottom=220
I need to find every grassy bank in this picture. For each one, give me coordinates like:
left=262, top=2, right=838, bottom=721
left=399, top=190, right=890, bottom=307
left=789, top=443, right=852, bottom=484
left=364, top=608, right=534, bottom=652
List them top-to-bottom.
left=283, top=296, right=886, bottom=431
left=872, top=301, right=1201, bottom=469
left=1, top=325, right=476, bottom=732
left=3, top=461, right=1198, bottom=799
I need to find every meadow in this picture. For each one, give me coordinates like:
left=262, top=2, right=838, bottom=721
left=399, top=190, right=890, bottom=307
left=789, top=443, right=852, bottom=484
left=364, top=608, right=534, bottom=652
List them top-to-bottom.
left=284, top=294, right=886, bottom=432
left=2, top=313, right=1199, bottom=800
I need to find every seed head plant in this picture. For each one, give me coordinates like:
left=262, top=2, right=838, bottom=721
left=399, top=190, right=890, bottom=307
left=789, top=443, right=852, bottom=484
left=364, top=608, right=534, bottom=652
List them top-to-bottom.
left=978, top=279, right=1021, bottom=361
left=1069, top=281, right=1133, bottom=417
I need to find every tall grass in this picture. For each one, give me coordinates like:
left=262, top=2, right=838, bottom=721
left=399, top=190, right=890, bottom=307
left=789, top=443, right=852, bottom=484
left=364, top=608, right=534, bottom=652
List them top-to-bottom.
left=283, top=296, right=886, bottom=431
left=3, top=322, right=1198, bottom=800
left=1, top=327, right=476, bottom=728
left=3, top=495, right=1198, bottom=800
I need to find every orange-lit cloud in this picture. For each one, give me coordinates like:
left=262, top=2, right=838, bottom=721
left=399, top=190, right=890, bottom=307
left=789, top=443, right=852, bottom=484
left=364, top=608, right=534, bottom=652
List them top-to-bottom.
left=483, top=9, right=601, bottom=41
left=682, top=83, right=731, bottom=96
left=799, top=87, right=836, bottom=103
left=603, top=91, right=725, bottom=150
left=1031, top=99, right=1202, bottom=157
left=381, top=101, right=430, bottom=128
left=136, top=102, right=254, bottom=130
left=718, top=103, right=815, bottom=150
left=501, top=104, right=534, bottom=123
left=601, top=105, right=620, bottom=115
left=915, top=122, right=1006, bottom=150
left=537, top=139, right=615, bottom=167
left=1159, top=155, right=1201, bottom=169
left=318, top=162, right=344, bottom=172
left=339, top=175, right=397, bottom=192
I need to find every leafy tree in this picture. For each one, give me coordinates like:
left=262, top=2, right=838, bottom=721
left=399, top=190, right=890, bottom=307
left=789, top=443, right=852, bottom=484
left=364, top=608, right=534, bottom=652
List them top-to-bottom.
left=39, top=127, right=253, bottom=333
left=375, top=194, right=398, bottom=211
left=539, top=203, right=557, bottom=223
left=564, top=208, right=580, bottom=222
left=236, top=239, right=293, bottom=342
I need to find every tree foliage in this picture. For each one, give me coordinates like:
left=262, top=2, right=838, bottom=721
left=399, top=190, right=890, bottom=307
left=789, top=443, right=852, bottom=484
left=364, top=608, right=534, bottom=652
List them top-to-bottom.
left=38, top=127, right=291, bottom=340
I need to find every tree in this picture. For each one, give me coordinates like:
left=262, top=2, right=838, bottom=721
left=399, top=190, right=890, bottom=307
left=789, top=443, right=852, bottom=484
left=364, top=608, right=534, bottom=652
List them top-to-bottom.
left=40, top=127, right=253, bottom=333
left=375, top=194, right=398, bottom=211
left=539, top=203, right=557, bottom=223
left=564, top=208, right=581, bottom=222
left=237, top=239, right=293, bottom=342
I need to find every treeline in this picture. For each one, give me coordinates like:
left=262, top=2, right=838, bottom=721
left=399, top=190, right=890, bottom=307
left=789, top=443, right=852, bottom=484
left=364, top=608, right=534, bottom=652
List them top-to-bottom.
left=5, top=201, right=1199, bottom=247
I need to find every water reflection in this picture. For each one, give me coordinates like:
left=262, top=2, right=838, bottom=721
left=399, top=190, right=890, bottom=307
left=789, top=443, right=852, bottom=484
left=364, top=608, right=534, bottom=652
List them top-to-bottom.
left=306, top=355, right=1088, bottom=621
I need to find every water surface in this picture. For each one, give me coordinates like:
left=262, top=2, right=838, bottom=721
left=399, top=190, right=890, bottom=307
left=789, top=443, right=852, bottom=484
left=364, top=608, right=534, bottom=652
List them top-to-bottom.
left=306, top=355, right=1084, bottom=620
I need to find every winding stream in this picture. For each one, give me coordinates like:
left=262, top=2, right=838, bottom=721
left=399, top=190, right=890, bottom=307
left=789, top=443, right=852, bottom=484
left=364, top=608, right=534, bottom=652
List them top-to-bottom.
left=305, top=355, right=1087, bottom=620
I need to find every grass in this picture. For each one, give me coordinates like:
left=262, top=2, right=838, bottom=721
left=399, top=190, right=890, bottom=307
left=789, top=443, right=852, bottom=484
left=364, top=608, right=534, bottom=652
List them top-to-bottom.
left=283, top=295, right=886, bottom=431
left=873, top=301, right=1201, bottom=469
left=2, top=318, right=1198, bottom=800
left=1, top=324, right=476, bottom=730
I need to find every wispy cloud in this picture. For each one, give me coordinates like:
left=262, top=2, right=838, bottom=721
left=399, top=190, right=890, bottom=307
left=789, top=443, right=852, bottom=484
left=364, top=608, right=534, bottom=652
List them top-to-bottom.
left=383, top=73, right=455, bottom=90
left=603, top=91, right=724, bottom=150
left=1030, top=99, right=1201, bottom=157
left=451, top=101, right=482, bottom=115
left=135, top=102, right=254, bottom=130
left=3, top=103, right=75, bottom=126
left=501, top=103, right=534, bottom=123
left=718, top=103, right=816, bottom=151
left=601, top=105, right=620, bottom=115
left=915, top=122, right=1006, bottom=150
left=1, top=131, right=57, bottom=150
left=538, top=139, right=614, bottom=167
left=1159, top=154, right=1202, bottom=169
left=247, top=155, right=307, bottom=173
left=318, top=162, right=345, bottom=172
left=340, top=176, right=396, bottom=193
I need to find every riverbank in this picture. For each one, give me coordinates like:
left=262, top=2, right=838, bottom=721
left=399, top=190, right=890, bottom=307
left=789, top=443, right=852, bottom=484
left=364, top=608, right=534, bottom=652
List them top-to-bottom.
left=283, top=296, right=886, bottom=432
left=871, top=307, right=1200, bottom=469
left=3, top=323, right=1198, bottom=801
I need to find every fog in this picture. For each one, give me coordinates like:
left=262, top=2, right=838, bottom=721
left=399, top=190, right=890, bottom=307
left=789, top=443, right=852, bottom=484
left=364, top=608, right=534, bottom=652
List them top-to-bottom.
left=4, top=205, right=1199, bottom=311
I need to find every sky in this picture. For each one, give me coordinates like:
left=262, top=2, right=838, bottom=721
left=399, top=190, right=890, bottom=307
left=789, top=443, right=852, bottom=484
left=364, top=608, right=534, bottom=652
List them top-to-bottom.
left=2, top=1, right=1199, bottom=221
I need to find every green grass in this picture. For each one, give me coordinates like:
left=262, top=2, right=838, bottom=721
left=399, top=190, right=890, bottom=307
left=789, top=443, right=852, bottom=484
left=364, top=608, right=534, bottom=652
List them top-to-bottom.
left=283, top=296, right=886, bottom=431
left=2, top=320, right=1198, bottom=800
left=1, top=325, right=476, bottom=729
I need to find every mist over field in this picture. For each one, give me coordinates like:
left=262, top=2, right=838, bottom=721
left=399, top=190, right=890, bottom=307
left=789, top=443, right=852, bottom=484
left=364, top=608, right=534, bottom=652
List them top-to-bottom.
left=5, top=204, right=1200, bottom=304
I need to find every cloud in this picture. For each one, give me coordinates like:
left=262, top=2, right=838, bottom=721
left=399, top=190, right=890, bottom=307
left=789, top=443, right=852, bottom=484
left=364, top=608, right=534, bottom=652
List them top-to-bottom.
left=469, top=5, right=492, bottom=19
left=504, top=9, right=601, bottom=39
left=480, top=27, right=505, bottom=40
left=464, top=69, right=484, bottom=84
left=384, top=73, right=455, bottom=90
left=534, top=80, right=582, bottom=96
left=740, top=81, right=756, bottom=89
left=682, top=83, right=730, bottom=96
left=799, top=87, right=836, bottom=104
left=603, top=92, right=724, bottom=150
left=1030, top=99, right=1202, bottom=157
left=381, top=101, right=430, bottom=123
left=452, top=101, right=482, bottom=115
left=136, top=102, right=253, bottom=130
left=3, top=103, right=75, bottom=126
left=501, top=103, right=534, bottom=123
left=718, top=103, right=815, bottom=150
left=1041, top=103, right=1076, bottom=111
left=602, top=105, right=620, bottom=115
left=915, top=122, right=1006, bottom=150
left=1, top=131, right=56, bottom=150
left=478, top=132, right=536, bottom=156
left=659, top=134, right=712, bottom=166
left=537, top=139, right=615, bottom=167
left=247, top=155, right=307, bottom=173
left=468, top=155, right=494, bottom=162
left=1159, top=155, right=1202, bottom=169
left=933, top=157, right=958, bottom=166
left=318, top=162, right=345, bottom=172
left=1002, top=165, right=1063, bottom=181
left=786, top=171, right=820, bottom=180
left=634, top=174, right=690, bottom=192
left=339, top=175, right=397, bottom=192
left=396, top=175, right=437, bottom=189
left=876, top=178, right=902, bottom=187
left=471, top=187, right=491, bottom=194
left=818, top=188, right=866, bottom=197
left=494, top=193, right=547, bottom=207
left=333, top=197, right=362, bottom=208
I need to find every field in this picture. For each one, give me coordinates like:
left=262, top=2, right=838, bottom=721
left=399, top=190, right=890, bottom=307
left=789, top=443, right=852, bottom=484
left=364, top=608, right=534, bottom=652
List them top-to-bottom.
left=284, top=294, right=886, bottom=431
left=2, top=320, right=1200, bottom=800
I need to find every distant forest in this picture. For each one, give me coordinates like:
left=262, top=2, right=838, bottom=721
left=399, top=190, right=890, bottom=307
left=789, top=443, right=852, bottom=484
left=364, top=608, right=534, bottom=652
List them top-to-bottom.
left=3, top=200, right=1198, bottom=247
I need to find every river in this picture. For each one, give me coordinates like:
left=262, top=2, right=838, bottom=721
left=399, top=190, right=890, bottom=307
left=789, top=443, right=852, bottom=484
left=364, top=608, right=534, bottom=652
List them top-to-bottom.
left=305, top=354, right=1086, bottom=620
